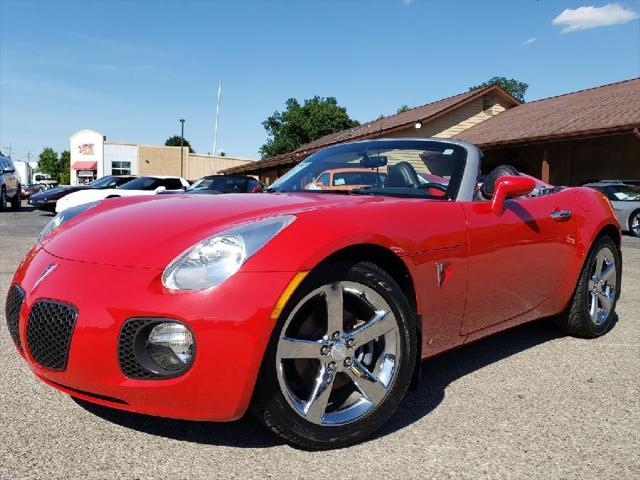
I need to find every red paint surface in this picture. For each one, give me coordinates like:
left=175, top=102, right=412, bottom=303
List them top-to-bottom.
left=10, top=187, right=619, bottom=420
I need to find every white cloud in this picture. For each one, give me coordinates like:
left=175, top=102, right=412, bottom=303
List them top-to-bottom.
left=402, top=0, right=414, bottom=5
left=552, top=3, right=639, bottom=33
left=522, top=37, right=537, bottom=45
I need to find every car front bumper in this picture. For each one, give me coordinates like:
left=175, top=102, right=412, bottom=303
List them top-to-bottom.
left=28, top=197, right=56, bottom=210
left=9, top=245, right=297, bottom=421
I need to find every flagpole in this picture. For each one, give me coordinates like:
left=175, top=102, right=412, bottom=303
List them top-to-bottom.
left=212, top=80, right=222, bottom=167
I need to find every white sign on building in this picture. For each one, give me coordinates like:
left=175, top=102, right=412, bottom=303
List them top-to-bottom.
left=69, top=129, right=105, bottom=184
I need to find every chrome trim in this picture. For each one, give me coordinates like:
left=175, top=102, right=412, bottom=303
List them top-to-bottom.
left=32, top=263, right=58, bottom=291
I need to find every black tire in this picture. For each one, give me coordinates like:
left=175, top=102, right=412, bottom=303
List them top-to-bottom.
left=10, top=186, right=21, bottom=210
left=0, top=187, right=7, bottom=211
left=628, top=210, right=640, bottom=238
left=555, top=235, right=621, bottom=338
left=251, top=261, right=417, bottom=450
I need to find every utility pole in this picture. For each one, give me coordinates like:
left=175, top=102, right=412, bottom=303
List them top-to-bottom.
left=212, top=80, right=222, bottom=162
left=180, top=119, right=185, bottom=178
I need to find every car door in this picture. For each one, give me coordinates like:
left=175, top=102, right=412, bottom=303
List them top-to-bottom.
left=461, top=190, right=579, bottom=335
left=394, top=201, right=470, bottom=356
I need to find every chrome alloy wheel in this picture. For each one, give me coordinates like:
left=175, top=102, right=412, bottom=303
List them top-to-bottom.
left=631, top=213, right=640, bottom=237
left=588, top=246, right=617, bottom=325
left=275, top=281, right=400, bottom=426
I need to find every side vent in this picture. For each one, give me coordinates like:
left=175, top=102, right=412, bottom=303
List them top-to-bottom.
left=482, top=95, right=494, bottom=113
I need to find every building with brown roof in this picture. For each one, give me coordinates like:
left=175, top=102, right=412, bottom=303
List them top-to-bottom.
left=225, top=78, right=640, bottom=186
left=456, top=78, right=640, bottom=185
left=224, top=85, right=520, bottom=183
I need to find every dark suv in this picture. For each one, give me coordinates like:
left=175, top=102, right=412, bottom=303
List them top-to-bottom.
left=0, top=154, right=21, bottom=211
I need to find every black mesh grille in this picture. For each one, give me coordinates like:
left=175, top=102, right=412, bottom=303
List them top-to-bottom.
left=5, top=285, right=26, bottom=352
left=26, top=300, right=77, bottom=371
left=118, top=318, right=164, bottom=379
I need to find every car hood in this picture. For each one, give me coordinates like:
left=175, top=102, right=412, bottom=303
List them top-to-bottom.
left=32, top=185, right=87, bottom=200
left=41, top=193, right=385, bottom=269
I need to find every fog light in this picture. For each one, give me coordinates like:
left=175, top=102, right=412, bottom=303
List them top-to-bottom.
left=146, top=323, right=194, bottom=371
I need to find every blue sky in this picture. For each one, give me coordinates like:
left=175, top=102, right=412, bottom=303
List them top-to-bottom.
left=1, top=0, right=639, bottom=161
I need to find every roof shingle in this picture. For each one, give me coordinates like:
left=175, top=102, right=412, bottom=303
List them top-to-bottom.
left=455, top=78, right=640, bottom=147
left=300, top=85, right=518, bottom=150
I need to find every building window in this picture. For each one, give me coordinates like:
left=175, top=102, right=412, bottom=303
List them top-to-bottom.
left=112, top=161, right=131, bottom=175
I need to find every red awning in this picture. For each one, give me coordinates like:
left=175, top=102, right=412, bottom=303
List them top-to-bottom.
left=71, top=161, right=97, bottom=170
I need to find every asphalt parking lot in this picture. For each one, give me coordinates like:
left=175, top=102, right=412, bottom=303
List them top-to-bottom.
left=1, top=206, right=638, bottom=480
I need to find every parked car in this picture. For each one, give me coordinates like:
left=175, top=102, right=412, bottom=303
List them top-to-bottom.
left=6, top=138, right=622, bottom=449
left=0, top=154, right=21, bottom=210
left=310, top=168, right=387, bottom=191
left=29, top=175, right=137, bottom=212
left=161, top=175, right=263, bottom=195
left=55, top=176, right=189, bottom=212
left=39, top=179, right=59, bottom=190
left=598, top=179, right=640, bottom=187
left=584, top=182, right=640, bottom=237
left=21, top=184, right=44, bottom=200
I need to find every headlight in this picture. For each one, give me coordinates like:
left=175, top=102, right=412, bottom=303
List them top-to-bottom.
left=39, top=201, right=100, bottom=242
left=162, top=215, right=295, bottom=291
left=147, top=322, right=194, bottom=371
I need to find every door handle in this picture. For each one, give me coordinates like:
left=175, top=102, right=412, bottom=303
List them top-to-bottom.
left=550, top=209, right=572, bottom=220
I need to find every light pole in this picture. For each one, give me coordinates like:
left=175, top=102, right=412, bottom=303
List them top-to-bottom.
left=179, top=118, right=185, bottom=177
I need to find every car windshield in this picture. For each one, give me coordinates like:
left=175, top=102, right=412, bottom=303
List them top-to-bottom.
left=268, top=140, right=467, bottom=199
left=90, top=176, right=118, bottom=188
left=188, top=176, right=247, bottom=193
left=119, top=177, right=158, bottom=190
left=605, top=185, right=640, bottom=201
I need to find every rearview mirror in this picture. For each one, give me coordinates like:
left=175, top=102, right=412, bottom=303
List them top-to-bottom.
left=361, top=155, right=388, bottom=169
left=490, top=176, right=536, bottom=215
left=154, top=186, right=167, bottom=193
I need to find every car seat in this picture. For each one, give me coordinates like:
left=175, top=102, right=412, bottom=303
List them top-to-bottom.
left=385, top=162, right=420, bottom=188
left=475, top=165, right=520, bottom=201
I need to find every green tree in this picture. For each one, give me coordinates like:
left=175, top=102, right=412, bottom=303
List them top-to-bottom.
left=469, top=76, right=529, bottom=102
left=469, top=77, right=529, bottom=102
left=260, top=96, right=360, bottom=158
left=396, top=105, right=410, bottom=114
left=165, top=135, right=194, bottom=153
left=38, top=147, right=59, bottom=178
left=37, top=148, right=73, bottom=184
left=59, top=150, right=71, bottom=185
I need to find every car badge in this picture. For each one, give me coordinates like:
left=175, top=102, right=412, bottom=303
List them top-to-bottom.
left=436, top=261, right=449, bottom=288
left=33, top=263, right=58, bottom=290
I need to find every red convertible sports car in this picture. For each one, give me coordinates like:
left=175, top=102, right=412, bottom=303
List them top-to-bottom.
left=5, top=138, right=622, bottom=449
